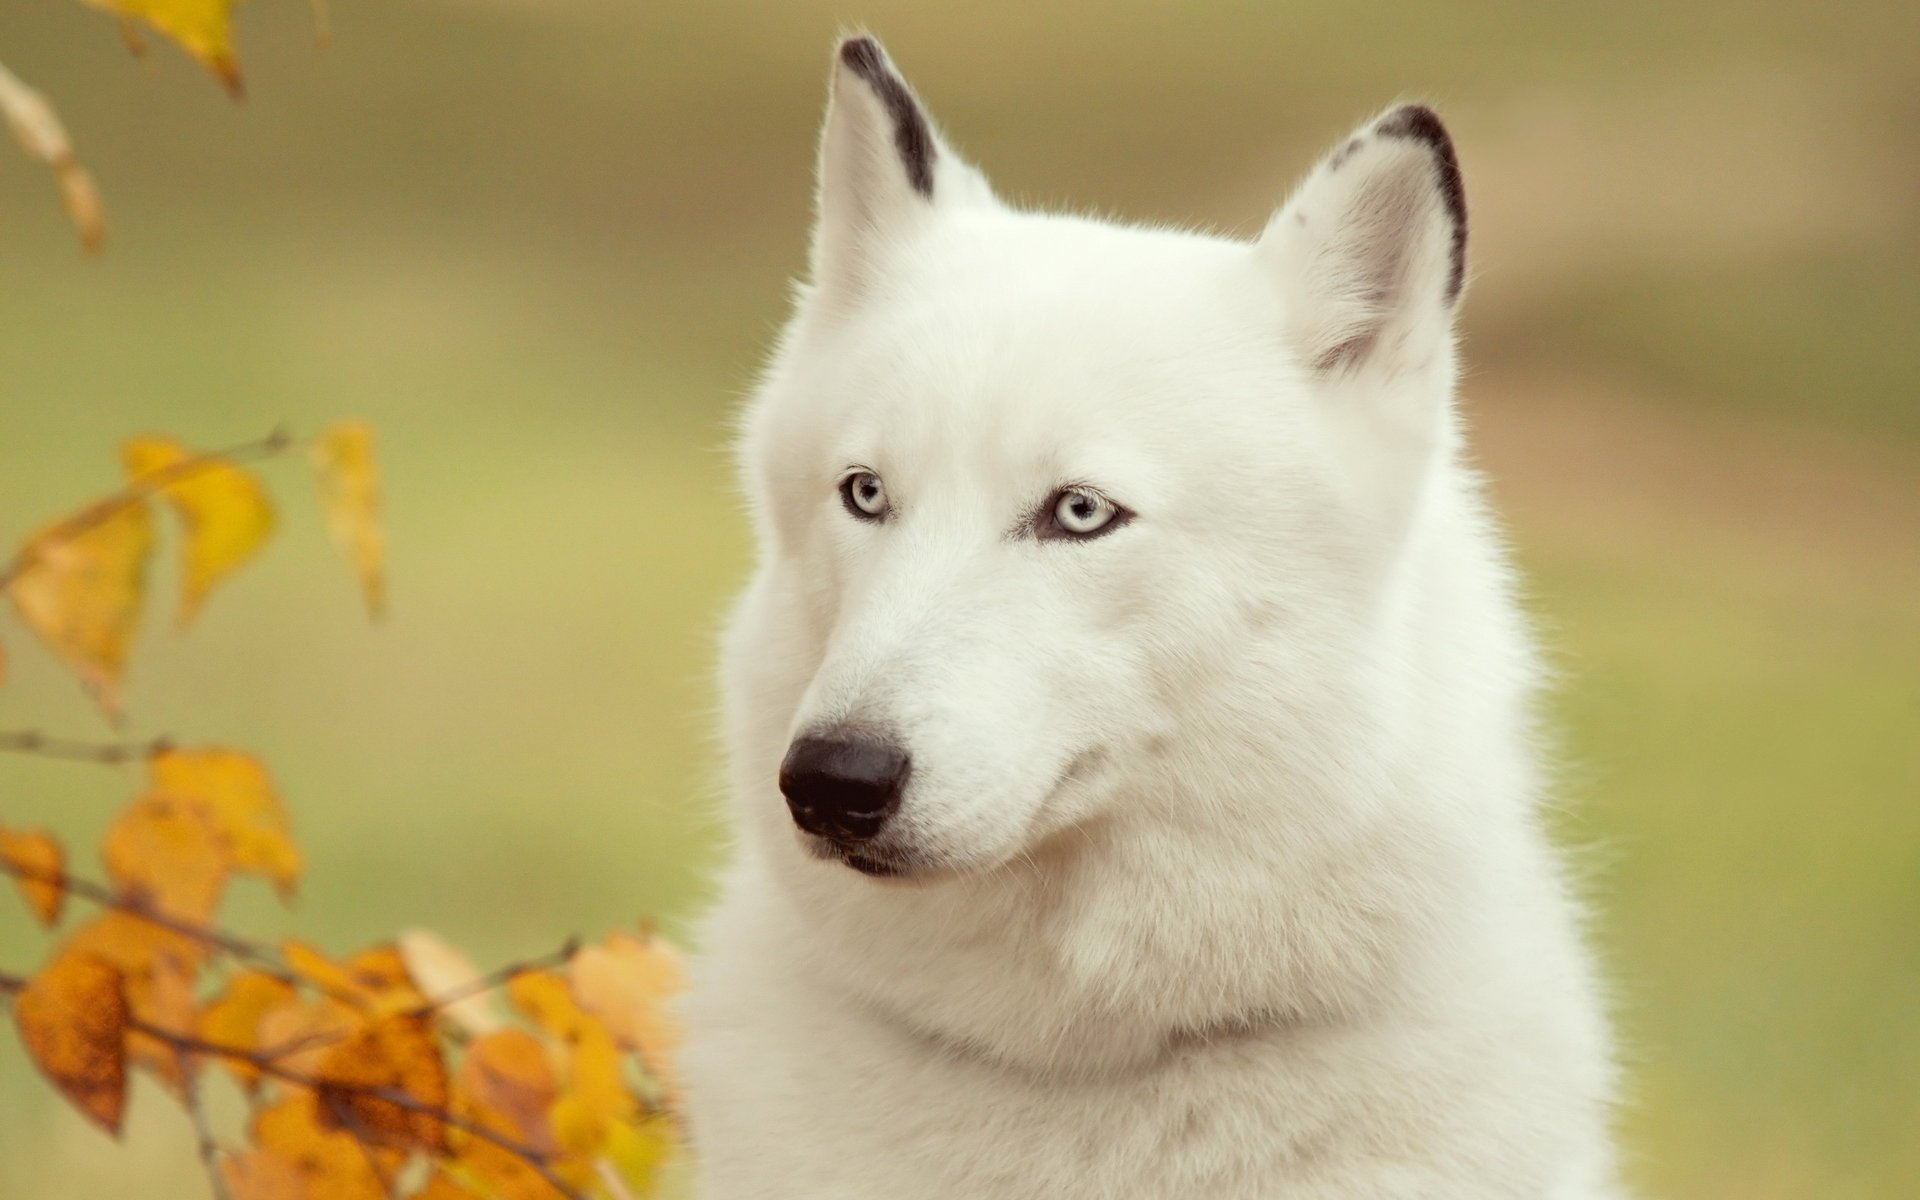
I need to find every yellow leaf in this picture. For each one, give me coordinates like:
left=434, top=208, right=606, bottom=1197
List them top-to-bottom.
left=78, top=0, right=245, bottom=97
left=0, top=59, right=103, bottom=251
left=311, top=422, right=385, bottom=618
left=123, top=437, right=274, bottom=625
left=5, top=497, right=152, bottom=719
left=150, top=747, right=300, bottom=899
left=101, top=794, right=230, bottom=922
left=0, top=826, right=66, bottom=926
left=399, top=927, right=503, bottom=1036
left=569, top=931, right=685, bottom=1092
left=12, top=947, right=129, bottom=1135
left=197, top=969, right=297, bottom=1091
left=509, top=969, right=635, bottom=1163
left=601, top=1113, right=679, bottom=1198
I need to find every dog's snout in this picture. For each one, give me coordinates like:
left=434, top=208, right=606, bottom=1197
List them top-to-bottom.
left=779, top=731, right=910, bottom=843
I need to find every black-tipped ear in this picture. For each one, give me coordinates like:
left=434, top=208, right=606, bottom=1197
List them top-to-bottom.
left=810, top=36, right=992, bottom=309
left=1259, top=104, right=1468, bottom=378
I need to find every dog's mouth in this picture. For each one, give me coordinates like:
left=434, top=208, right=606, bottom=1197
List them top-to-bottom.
left=802, top=833, right=920, bottom=881
left=841, top=851, right=905, bottom=878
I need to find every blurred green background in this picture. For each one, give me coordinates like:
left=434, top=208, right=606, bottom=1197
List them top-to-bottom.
left=1, top=2, right=1915, bottom=1196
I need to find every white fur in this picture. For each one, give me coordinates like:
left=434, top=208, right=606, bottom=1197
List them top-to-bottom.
left=683, top=38, right=1623, bottom=1199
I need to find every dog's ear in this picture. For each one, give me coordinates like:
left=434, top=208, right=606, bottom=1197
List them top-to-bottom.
left=810, top=36, right=992, bottom=308
left=1258, top=105, right=1466, bottom=383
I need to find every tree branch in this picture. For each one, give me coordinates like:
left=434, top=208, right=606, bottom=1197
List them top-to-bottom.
left=0, top=729, right=171, bottom=765
left=0, top=858, right=358, bottom=1004
left=128, top=1018, right=588, bottom=1200
left=182, top=1071, right=234, bottom=1200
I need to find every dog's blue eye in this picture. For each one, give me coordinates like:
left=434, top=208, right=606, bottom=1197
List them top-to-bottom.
left=840, top=471, right=888, bottom=521
left=1042, top=488, right=1128, bottom=540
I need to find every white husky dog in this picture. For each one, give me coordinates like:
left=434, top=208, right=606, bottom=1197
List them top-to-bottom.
left=682, top=35, right=1622, bottom=1200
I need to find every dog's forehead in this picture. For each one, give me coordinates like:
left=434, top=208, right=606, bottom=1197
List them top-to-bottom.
left=825, top=215, right=1281, bottom=426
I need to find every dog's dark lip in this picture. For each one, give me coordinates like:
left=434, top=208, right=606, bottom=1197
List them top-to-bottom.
left=842, top=852, right=905, bottom=878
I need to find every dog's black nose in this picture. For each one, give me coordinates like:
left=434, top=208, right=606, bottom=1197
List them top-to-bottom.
left=779, top=732, right=909, bottom=843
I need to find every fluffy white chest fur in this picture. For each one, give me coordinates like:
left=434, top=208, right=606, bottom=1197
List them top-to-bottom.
left=682, top=35, right=1624, bottom=1199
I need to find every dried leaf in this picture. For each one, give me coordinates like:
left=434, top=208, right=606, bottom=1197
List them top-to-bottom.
left=78, top=0, right=245, bottom=96
left=0, top=59, right=104, bottom=251
left=311, top=422, right=385, bottom=618
left=123, top=437, right=274, bottom=625
left=5, top=496, right=152, bottom=718
left=151, top=747, right=300, bottom=899
left=102, top=794, right=230, bottom=922
left=0, top=826, right=66, bottom=926
left=398, top=928, right=501, bottom=1036
left=569, top=931, right=685, bottom=1088
left=12, top=947, right=128, bottom=1134
left=198, top=969, right=297, bottom=1091
left=314, top=1013, right=451, bottom=1153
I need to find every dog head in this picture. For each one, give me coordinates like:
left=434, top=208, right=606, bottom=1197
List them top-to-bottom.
left=728, top=37, right=1470, bottom=884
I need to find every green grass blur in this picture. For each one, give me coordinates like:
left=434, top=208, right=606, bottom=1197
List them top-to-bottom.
left=0, top=2, right=1914, bottom=1196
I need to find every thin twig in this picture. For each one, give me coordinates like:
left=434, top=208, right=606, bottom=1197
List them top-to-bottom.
left=0, top=427, right=297, bottom=592
left=0, top=729, right=171, bottom=765
left=0, top=969, right=26, bottom=993
left=182, top=1071, right=234, bottom=1200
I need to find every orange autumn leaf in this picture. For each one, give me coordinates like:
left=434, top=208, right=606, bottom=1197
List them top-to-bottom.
left=77, top=0, right=245, bottom=96
left=311, top=422, right=385, bottom=618
left=123, top=436, right=275, bottom=626
left=4, top=495, right=152, bottom=718
left=150, top=747, right=301, bottom=898
left=101, top=794, right=230, bottom=922
left=0, top=826, right=66, bottom=926
left=63, top=909, right=206, bottom=977
left=57, top=911, right=209, bottom=1097
left=399, top=928, right=501, bottom=1036
left=569, top=931, right=685, bottom=1087
left=280, top=939, right=423, bottom=1018
left=124, top=942, right=198, bottom=1094
left=12, top=948, right=129, bottom=1135
left=198, top=969, right=297, bottom=1091
left=254, top=992, right=357, bottom=1075
left=314, top=1012, right=451, bottom=1153
left=458, top=1028, right=558, bottom=1152
left=250, top=1091, right=394, bottom=1200
left=446, top=1130, right=569, bottom=1200
left=220, top=1148, right=309, bottom=1200
left=414, top=1173, right=487, bottom=1200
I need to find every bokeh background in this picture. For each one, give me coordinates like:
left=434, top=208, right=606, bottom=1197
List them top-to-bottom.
left=2, top=2, right=1915, bottom=1196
